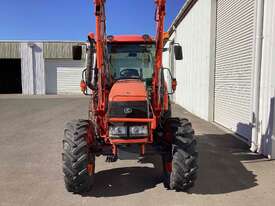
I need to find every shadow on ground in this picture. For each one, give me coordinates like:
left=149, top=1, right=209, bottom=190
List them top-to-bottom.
left=82, top=132, right=260, bottom=197
left=188, top=133, right=259, bottom=194
left=83, top=156, right=163, bottom=197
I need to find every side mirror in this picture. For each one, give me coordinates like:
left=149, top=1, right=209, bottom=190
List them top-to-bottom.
left=72, top=45, right=82, bottom=60
left=174, top=45, right=183, bottom=60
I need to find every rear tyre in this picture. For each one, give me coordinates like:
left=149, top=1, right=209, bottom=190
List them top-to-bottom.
left=163, top=118, right=198, bottom=191
left=62, top=119, right=95, bottom=194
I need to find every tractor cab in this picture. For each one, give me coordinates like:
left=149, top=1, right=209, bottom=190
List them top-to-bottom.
left=72, top=34, right=180, bottom=145
left=106, top=35, right=156, bottom=145
left=107, top=35, right=155, bottom=89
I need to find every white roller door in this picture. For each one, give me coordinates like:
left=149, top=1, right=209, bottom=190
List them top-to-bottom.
left=214, top=0, right=256, bottom=139
left=45, top=59, right=84, bottom=94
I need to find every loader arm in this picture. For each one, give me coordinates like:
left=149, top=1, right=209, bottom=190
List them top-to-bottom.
left=91, top=0, right=111, bottom=136
left=92, top=0, right=167, bottom=120
left=94, top=0, right=108, bottom=114
left=152, top=0, right=166, bottom=117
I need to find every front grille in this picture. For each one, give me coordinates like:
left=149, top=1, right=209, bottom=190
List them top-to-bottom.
left=108, top=101, right=150, bottom=118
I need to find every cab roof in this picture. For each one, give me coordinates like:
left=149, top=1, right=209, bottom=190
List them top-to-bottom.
left=88, top=33, right=154, bottom=43
left=108, top=35, right=154, bottom=43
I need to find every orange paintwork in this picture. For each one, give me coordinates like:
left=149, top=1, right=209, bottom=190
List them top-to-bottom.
left=89, top=0, right=169, bottom=149
left=152, top=0, right=166, bottom=117
left=88, top=32, right=95, bottom=40
left=163, top=32, right=169, bottom=40
left=108, top=35, right=154, bottom=43
left=80, top=80, right=87, bottom=92
left=108, top=80, right=147, bottom=102
left=109, top=117, right=156, bottom=129
left=110, top=138, right=149, bottom=144
left=87, top=163, right=95, bottom=176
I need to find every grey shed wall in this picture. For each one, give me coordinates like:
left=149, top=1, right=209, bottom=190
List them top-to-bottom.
left=0, top=42, right=20, bottom=59
left=43, top=42, right=85, bottom=59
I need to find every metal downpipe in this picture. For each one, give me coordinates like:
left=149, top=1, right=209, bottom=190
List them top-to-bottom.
left=251, top=0, right=264, bottom=152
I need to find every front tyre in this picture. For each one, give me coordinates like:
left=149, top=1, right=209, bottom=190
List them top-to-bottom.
left=163, top=118, right=198, bottom=191
left=62, top=119, right=95, bottom=194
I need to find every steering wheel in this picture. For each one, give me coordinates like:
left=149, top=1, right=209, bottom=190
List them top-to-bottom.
left=119, top=69, right=139, bottom=78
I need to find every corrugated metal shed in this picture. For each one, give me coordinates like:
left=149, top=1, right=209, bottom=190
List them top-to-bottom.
left=163, top=0, right=275, bottom=158
left=168, top=0, right=212, bottom=120
left=214, top=0, right=256, bottom=140
left=1, top=41, right=86, bottom=95
left=0, top=42, right=20, bottom=59
left=43, top=42, right=85, bottom=59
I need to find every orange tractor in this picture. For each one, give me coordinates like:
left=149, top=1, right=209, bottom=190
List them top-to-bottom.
left=62, top=0, right=198, bottom=193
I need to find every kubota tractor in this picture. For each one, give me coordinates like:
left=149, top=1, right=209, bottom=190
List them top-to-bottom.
left=62, top=0, right=198, bottom=193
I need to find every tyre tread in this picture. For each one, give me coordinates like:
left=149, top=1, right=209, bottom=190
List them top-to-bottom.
left=163, top=118, right=198, bottom=191
left=62, top=119, right=94, bottom=194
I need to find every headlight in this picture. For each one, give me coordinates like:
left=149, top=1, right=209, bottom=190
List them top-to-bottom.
left=129, top=125, right=148, bottom=136
left=109, top=126, right=127, bottom=137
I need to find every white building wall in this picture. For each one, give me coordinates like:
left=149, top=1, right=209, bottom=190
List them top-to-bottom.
left=163, top=0, right=274, bottom=158
left=171, top=0, right=212, bottom=120
left=258, top=0, right=275, bottom=158
left=163, top=32, right=177, bottom=101
left=20, top=42, right=45, bottom=95
left=21, top=43, right=34, bottom=95
left=33, top=43, right=45, bottom=95
left=163, top=44, right=172, bottom=96
left=162, top=45, right=169, bottom=69
left=45, top=59, right=85, bottom=94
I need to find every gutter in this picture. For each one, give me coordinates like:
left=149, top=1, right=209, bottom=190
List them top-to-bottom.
left=167, top=0, right=198, bottom=36
left=251, top=0, right=265, bottom=152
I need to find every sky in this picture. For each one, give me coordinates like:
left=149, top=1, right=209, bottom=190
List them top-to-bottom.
left=0, top=0, right=185, bottom=41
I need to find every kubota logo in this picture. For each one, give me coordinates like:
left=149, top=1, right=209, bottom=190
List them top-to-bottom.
left=124, top=107, right=132, bottom=114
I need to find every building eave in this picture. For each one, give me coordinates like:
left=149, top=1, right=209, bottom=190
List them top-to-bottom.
left=167, top=0, right=198, bottom=36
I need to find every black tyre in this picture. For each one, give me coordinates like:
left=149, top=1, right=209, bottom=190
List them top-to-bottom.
left=163, top=118, right=198, bottom=191
left=62, top=119, right=95, bottom=194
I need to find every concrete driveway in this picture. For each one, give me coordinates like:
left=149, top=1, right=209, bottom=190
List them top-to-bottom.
left=0, top=95, right=274, bottom=206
